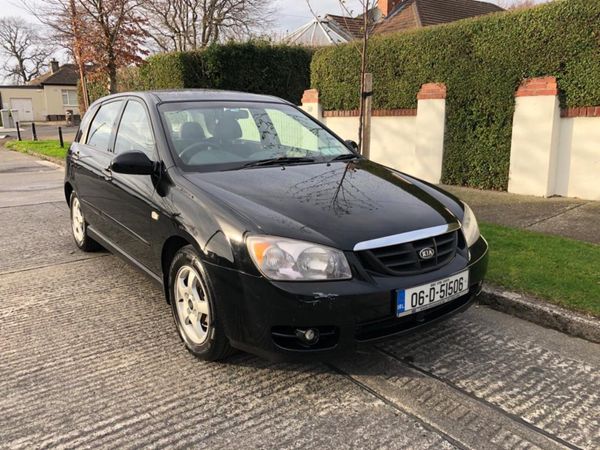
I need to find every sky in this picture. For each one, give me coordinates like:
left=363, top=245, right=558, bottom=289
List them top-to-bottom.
left=0, top=0, right=520, bottom=35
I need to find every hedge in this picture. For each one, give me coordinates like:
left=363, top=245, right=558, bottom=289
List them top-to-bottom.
left=311, top=0, right=600, bottom=190
left=138, top=41, right=313, bottom=105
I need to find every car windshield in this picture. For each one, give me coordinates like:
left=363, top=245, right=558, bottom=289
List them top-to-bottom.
left=158, top=101, right=353, bottom=171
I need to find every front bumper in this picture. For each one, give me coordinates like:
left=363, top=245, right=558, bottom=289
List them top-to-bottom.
left=208, top=237, right=488, bottom=361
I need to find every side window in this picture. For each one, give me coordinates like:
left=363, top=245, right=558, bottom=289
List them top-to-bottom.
left=86, top=101, right=124, bottom=150
left=114, top=101, right=155, bottom=157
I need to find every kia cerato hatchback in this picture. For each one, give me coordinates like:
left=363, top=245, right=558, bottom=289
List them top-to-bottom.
left=65, top=90, right=488, bottom=361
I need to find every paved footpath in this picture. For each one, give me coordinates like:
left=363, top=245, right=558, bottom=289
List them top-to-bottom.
left=1, top=149, right=599, bottom=449
left=444, top=185, right=600, bottom=245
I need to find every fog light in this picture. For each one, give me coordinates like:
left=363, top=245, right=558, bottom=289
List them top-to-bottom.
left=296, top=328, right=320, bottom=345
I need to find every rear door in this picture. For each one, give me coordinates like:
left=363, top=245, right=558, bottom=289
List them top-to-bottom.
left=73, top=99, right=125, bottom=236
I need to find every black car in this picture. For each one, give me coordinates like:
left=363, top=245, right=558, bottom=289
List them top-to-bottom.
left=65, top=90, right=488, bottom=361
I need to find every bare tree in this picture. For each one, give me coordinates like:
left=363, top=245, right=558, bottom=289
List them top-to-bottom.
left=139, top=0, right=274, bottom=52
left=305, top=0, right=377, bottom=156
left=345, top=0, right=378, bottom=158
left=0, top=17, right=55, bottom=84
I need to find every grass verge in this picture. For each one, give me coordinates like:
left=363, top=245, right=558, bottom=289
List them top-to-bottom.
left=5, top=140, right=68, bottom=160
left=481, top=223, right=600, bottom=317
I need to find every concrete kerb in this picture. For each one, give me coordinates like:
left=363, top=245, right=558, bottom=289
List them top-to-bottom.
left=21, top=150, right=66, bottom=167
left=479, top=284, right=600, bottom=344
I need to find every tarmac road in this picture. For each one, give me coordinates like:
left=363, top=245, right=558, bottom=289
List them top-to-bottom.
left=1, top=148, right=598, bottom=450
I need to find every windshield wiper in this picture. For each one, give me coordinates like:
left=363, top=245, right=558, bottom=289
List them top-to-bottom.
left=328, top=154, right=361, bottom=163
left=241, top=156, right=316, bottom=169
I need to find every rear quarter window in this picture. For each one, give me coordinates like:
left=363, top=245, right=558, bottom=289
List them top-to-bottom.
left=75, top=106, right=97, bottom=143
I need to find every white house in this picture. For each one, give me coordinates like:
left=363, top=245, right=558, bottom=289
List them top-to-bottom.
left=0, top=60, right=80, bottom=123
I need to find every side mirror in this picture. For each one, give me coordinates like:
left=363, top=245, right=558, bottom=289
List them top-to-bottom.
left=345, top=140, right=359, bottom=152
left=110, top=151, right=156, bottom=175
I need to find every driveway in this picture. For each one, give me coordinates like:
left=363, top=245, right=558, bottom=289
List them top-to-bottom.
left=1, top=148, right=599, bottom=449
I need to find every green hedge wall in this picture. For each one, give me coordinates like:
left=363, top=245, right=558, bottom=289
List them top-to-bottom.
left=311, top=0, right=600, bottom=190
left=139, top=41, right=313, bottom=105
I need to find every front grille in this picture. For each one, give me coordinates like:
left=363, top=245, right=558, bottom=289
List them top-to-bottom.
left=359, top=230, right=462, bottom=276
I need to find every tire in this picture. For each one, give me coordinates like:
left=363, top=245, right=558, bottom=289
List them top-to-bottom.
left=70, top=192, right=100, bottom=252
left=168, top=245, right=234, bottom=361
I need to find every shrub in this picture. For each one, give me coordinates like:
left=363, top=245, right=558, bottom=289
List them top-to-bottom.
left=311, top=0, right=600, bottom=190
left=139, top=41, right=314, bottom=105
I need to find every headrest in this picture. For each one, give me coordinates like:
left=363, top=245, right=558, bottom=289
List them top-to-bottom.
left=213, top=116, right=242, bottom=141
left=180, top=122, right=206, bottom=141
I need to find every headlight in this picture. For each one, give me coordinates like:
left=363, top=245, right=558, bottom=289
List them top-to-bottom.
left=462, top=202, right=480, bottom=247
left=246, top=235, right=352, bottom=281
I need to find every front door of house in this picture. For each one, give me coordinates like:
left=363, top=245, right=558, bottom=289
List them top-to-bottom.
left=11, top=98, right=34, bottom=122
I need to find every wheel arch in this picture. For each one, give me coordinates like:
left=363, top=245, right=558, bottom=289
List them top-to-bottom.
left=64, top=182, right=74, bottom=205
left=161, top=234, right=199, bottom=303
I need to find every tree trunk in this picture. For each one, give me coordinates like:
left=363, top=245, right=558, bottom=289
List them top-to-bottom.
left=69, top=0, right=89, bottom=111
left=357, top=2, right=369, bottom=155
left=17, top=57, right=28, bottom=84
left=108, top=59, right=118, bottom=94
left=361, top=73, right=373, bottom=159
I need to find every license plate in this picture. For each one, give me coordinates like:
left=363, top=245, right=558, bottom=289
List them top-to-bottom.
left=396, top=270, right=469, bottom=317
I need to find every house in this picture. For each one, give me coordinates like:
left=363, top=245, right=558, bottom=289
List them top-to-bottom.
left=284, top=0, right=504, bottom=46
left=375, top=0, right=504, bottom=34
left=0, top=60, right=80, bottom=123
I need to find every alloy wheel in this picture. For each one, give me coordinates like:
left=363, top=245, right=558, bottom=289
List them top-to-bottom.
left=71, top=197, right=85, bottom=245
left=174, top=265, right=211, bottom=345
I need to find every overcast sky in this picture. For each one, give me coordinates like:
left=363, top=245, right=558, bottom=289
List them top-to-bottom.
left=0, top=0, right=545, bottom=38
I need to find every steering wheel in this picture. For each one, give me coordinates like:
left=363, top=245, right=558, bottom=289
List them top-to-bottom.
left=179, top=141, right=215, bottom=164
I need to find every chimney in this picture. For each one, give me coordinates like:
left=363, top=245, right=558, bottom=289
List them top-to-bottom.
left=378, top=0, right=404, bottom=17
left=50, top=59, right=60, bottom=74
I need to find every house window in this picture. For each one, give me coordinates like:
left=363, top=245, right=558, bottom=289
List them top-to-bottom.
left=62, top=90, right=78, bottom=106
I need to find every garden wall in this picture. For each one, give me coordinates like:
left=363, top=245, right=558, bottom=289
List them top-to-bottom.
left=303, top=76, right=600, bottom=200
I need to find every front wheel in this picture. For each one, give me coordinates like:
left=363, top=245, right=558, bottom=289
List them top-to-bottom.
left=70, top=192, right=100, bottom=252
left=168, top=245, right=233, bottom=361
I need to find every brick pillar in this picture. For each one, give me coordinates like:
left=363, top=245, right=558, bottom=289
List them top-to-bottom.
left=509, top=76, right=561, bottom=197
left=414, top=83, right=447, bottom=184
left=300, top=89, right=322, bottom=121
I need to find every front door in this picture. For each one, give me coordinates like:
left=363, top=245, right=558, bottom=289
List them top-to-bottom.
left=11, top=98, right=34, bottom=122
left=102, top=99, right=159, bottom=272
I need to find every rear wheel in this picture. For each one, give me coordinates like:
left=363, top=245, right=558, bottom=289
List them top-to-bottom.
left=70, top=192, right=100, bottom=252
left=169, top=245, right=233, bottom=361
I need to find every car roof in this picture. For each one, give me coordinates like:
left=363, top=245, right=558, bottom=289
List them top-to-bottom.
left=96, top=89, right=291, bottom=106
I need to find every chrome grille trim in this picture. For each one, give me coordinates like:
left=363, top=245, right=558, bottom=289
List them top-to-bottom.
left=353, top=223, right=461, bottom=252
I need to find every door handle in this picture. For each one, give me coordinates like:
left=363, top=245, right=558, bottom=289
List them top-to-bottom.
left=102, top=167, right=112, bottom=181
